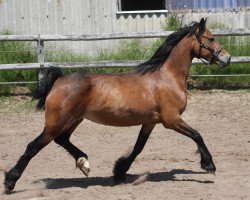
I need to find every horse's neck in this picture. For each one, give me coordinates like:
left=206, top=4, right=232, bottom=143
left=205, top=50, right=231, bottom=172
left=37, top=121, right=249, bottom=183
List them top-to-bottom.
left=160, top=37, right=194, bottom=89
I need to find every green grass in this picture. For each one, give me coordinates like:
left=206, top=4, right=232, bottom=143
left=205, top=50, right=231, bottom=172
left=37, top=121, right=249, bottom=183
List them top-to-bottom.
left=0, top=31, right=38, bottom=92
left=46, top=39, right=161, bottom=74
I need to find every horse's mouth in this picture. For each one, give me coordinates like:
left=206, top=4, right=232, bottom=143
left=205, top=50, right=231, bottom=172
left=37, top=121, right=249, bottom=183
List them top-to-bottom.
left=214, top=56, right=231, bottom=68
left=214, top=57, right=229, bottom=68
left=216, top=60, right=227, bottom=68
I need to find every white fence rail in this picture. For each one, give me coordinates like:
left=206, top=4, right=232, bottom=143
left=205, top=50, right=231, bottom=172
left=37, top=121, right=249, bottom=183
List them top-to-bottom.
left=1, top=29, right=250, bottom=41
left=0, top=30, right=250, bottom=85
left=0, top=57, right=250, bottom=71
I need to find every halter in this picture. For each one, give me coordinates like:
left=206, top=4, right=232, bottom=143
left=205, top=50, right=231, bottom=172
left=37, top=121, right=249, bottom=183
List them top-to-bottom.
left=195, top=32, right=223, bottom=66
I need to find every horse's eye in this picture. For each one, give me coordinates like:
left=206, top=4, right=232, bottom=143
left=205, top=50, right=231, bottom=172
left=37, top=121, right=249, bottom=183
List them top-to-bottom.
left=208, top=38, right=215, bottom=42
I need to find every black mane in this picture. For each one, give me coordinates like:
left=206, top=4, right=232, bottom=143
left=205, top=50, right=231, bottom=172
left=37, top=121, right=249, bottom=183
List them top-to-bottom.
left=136, top=22, right=199, bottom=74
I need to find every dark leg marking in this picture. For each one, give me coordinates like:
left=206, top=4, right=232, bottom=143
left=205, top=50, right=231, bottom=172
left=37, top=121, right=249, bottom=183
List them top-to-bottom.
left=54, top=119, right=89, bottom=176
left=173, top=119, right=216, bottom=173
left=113, top=123, right=155, bottom=183
left=4, top=131, right=52, bottom=193
left=54, top=134, right=88, bottom=161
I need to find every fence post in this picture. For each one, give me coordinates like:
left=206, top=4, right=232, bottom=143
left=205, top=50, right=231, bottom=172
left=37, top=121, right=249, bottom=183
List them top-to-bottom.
left=37, top=35, right=45, bottom=85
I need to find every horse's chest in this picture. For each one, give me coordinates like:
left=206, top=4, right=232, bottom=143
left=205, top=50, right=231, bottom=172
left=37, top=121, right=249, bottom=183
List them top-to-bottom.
left=161, top=90, right=187, bottom=114
left=178, top=94, right=188, bottom=114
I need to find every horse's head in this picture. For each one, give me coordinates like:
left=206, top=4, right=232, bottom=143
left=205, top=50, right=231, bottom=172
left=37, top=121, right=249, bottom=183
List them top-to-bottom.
left=192, top=18, right=231, bottom=68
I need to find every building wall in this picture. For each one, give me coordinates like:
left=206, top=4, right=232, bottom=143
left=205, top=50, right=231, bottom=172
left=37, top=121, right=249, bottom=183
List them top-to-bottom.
left=0, top=0, right=249, bottom=55
left=0, top=0, right=168, bottom=55
left=165, top=0, right=250, bottom=12
left=184, top=11, right=250, bottom=29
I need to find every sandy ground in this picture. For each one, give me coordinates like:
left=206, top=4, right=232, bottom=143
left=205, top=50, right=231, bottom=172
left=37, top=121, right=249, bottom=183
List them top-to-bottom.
left=0, top=90, right=249, bottom=200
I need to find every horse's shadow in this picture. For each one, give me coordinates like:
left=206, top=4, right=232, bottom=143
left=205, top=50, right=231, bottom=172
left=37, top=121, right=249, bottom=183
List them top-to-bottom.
left=41, top=169, right=214, bottom=190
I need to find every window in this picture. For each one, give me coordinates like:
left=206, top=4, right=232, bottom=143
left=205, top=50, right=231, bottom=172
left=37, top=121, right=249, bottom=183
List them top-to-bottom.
left=117, top=0, right=167, bottom=14
left=120, top=0, right=166, bottom=11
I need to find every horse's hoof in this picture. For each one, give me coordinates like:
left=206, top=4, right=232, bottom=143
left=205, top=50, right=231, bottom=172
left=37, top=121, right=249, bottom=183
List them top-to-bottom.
left=76, top=157, right=90, bottom=177
left=201, top=161, right=216, bottom=173
left=4, top=171, right=15, bottom=194
left=113, top=174, right=126, bottom=184
left=4, top=180, right=15, bottom=194
left=4, top=182, right=14, bottom=195
left=4, top=186, right=13, bottom=195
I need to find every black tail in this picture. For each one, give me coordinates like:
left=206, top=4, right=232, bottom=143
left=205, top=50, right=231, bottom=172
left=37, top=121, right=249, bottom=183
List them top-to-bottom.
left=33, top=67, right=64, bottom=110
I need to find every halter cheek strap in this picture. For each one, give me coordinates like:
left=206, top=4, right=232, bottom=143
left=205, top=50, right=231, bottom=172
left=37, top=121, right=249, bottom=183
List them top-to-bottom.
left=195, top=32, right=224, bottom=65
left=195, top=32, right=203, bottom=59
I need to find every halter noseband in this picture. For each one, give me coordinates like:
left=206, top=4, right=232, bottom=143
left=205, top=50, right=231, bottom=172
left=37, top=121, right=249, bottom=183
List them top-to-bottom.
left=195, top=32, right=223, bottom=66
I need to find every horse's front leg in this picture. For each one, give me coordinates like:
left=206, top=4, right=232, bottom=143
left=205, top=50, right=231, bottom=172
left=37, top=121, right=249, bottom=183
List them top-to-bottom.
left=165, top=118, right=216, bottom=173
left=113, top=123, right=155, bottom=183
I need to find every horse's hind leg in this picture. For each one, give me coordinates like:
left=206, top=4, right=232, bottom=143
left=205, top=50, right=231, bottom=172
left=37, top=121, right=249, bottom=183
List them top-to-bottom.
left=54, top=119, right=90, bottom=176
left=113, top=123, right=155, bottom=183
left=4, top=129, right=53, bottom=193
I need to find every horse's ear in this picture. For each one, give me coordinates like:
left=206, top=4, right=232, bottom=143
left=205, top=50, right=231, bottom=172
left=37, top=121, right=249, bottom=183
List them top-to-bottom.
left=199, top=18, right=207, bottom=31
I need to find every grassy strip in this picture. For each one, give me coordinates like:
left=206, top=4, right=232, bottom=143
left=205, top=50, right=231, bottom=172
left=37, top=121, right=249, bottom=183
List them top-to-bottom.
left=0, top=34, right=249, bottom=92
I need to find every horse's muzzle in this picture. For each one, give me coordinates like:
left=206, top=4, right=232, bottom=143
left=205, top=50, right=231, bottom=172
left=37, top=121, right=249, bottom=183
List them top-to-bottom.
left=215, top=54, right=231, bottom=68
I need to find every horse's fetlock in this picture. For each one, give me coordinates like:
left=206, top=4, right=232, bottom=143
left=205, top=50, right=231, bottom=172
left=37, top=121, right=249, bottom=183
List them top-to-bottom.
left=113, top=156, right=131, bottom=176
left=5, top=169, right=20, bottom=181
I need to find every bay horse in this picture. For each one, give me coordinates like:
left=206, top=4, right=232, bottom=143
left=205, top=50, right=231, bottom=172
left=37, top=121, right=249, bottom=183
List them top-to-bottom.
left=4, top=18, right=230, bottom=193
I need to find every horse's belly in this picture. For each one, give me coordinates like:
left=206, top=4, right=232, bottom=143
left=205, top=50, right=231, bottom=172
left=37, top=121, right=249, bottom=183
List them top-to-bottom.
left=84, top=109, right=159, bottom=127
